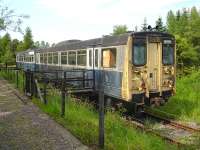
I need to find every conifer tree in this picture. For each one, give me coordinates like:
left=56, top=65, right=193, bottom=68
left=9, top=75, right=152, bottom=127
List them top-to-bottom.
left=23, top=27, right=34, bottom=50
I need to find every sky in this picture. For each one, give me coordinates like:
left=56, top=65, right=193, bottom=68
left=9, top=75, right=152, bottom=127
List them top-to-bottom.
left=1, top=0, right=200, bottom=44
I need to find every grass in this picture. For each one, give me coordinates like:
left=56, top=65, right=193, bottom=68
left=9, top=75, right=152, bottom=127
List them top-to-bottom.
left=0, top=69, right=24, bottom=92
left=157, top=70, right=200, bottom=124
left=32, top=88, right=178, bottom=150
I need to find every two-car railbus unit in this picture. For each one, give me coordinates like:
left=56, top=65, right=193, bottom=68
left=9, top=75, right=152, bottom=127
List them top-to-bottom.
left=16, top=31, right=176, bottom=114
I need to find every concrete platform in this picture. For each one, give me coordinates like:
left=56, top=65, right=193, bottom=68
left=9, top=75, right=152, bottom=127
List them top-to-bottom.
left=0, top=79, right=88, bottom=150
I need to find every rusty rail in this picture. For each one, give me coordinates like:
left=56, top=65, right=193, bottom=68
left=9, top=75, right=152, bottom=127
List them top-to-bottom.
left=144, top=109, right=200, bottom=133
left=128, top=116, right=185, bottom=147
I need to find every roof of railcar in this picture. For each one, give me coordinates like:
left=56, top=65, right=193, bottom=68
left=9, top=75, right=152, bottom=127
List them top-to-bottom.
left=18, top=31, right=174, bottom=54
left=133, top=31, right=174, bottom=38
left=36, top=33, right=130, bottom=52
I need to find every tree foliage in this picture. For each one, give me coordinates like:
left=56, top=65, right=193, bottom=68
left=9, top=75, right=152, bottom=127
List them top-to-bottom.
left=0, top=1, right=29, bottom=33
left=166, top=6, right=200, bottom=66
left=141, top=17, right=148, bottom=31
left=155, top=17, right=166, bottom=32
left=112, top=25, right=127, bottom=35
left=22, top=27, right=34, bottom=50
left=0, top=29, right=50, bottom=64
left=34, top=40, right=50, bottom=49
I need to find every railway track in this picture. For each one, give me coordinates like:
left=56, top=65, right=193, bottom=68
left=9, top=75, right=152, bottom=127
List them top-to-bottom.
left=127, top=110, right=200, bottom=147
left=144, top=110, right=200, bottom=132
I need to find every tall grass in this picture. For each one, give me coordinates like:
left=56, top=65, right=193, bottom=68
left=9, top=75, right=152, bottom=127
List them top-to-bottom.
left=0, top=69, right=24, bottom=92
left=158, top=70, right=200, bottom=123
left=33, top=89, right=177, bottom=150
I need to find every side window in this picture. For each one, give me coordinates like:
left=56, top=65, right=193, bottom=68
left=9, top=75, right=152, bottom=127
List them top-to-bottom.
left=133, top=40, right=146, bottom=66
left=102, top=48, right=116, bottom=68
left=95, top=49, right=98, bottom=67
left=77, top=50, right=86, bottom=66
left=89, top=50, right=92, bottom=67
left=68, top=51, right=76, bottom=65
left=53, top=52, right=58, bottom=64
left=61, top=52, right=68, bottom=65
left=36, top=53, right=39, bottom=64
left=40, top=53, right=44, bottom=64
left=44, top=53, right=47, bottom=64
left=48, top=53, right=53, bottom=64
left=25, top=55, right=28, bottom=62
left=31, top=56, right=34, bottom=62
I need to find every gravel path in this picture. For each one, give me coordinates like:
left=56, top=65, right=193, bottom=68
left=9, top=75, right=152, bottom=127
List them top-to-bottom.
left=0, top=79, right=88, bottom=150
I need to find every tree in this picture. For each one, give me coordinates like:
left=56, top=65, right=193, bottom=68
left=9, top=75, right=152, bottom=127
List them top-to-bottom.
left=0, top=1, right=29, bottom=33
left=166, top=7, right=200, bottom=66
left=167, top=10, right=176, bottom=33
left=141, top=17, right=148, bottom=31
left=155, top=17, right=166, bottom=32
left=112, top=25, right=127, bottom=35
left=23, top=27, right=34, bottom=50
left=0, top=33, right=11, bottom=58
left=0, top=33, right=16, bottom=64
left=10, top=39, right=19, bottom=53
left=34, top=40, right=50, bottom=48
left=16, top=41, right=24, bottom=52
left=51, top=43, right=56, bottom=47
left=1, top=45, right=15, bottom=64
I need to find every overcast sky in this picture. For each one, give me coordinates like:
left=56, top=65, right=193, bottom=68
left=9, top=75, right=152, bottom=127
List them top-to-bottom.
left=2, top=0, right=200, bottom=44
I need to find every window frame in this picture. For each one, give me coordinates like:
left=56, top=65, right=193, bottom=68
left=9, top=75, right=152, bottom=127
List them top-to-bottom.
left=132, top=39, right=147, bottom=66
left=162, top=43, right=174, bottom=65
left=101, top=48, right=117, bottom=68
left=88, top=49, right=93, bottom=68
left=94, top=49, right=99, bottom=68
left=68, top=50, right=77, bottom=66
left=77, top=50, right=87, bottom=67
left=61, top=51, right=68, bottom=65
left=47, top=52, right=53, bottom=64
left=52, top=52, right=58, bottom=65
left=40, top=53, right=44, bottom=64
left=43, top=53, right=48, bottom=64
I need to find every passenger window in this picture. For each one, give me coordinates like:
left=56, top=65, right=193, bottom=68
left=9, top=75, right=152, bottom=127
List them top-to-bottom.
left=133, top=39, right=146, bottom=66
left=163, top=44, right=174, bottom=65
left=102, top=48, right=116, bottom=68
left=95, top=49, right=98, bottom=67
left=77, top=50, right=86, bottom=66
left=89, top=50, right=92, bottom=67
left=68, top=51, right=76, bottom=65
left=53, top=52, right=58, bottom=64
left=61, top=52, right=68, bottom=65
left=36, top=53, right=40, bottom=63
left=40, top=53, right=44, bottom=64
left=44, top=53, right=47, bottom=64
left=48, top=53, right=53, bottom=64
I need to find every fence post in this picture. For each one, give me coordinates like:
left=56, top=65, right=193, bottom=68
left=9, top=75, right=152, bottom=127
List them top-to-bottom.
left=16, top=70, right=19, bottom=88
left=82, top=70, right=85, bottom=88
left=99, top=70, right=104, bottom=149
left=23, top=71, right=25, bottom=93
left=61, top=71, right=66, bottom=117
left=31, top=72, right=36, bottom=97
left=44, top=79, right=47, bottom=104
left=61, top=89, right=65, bottom=117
